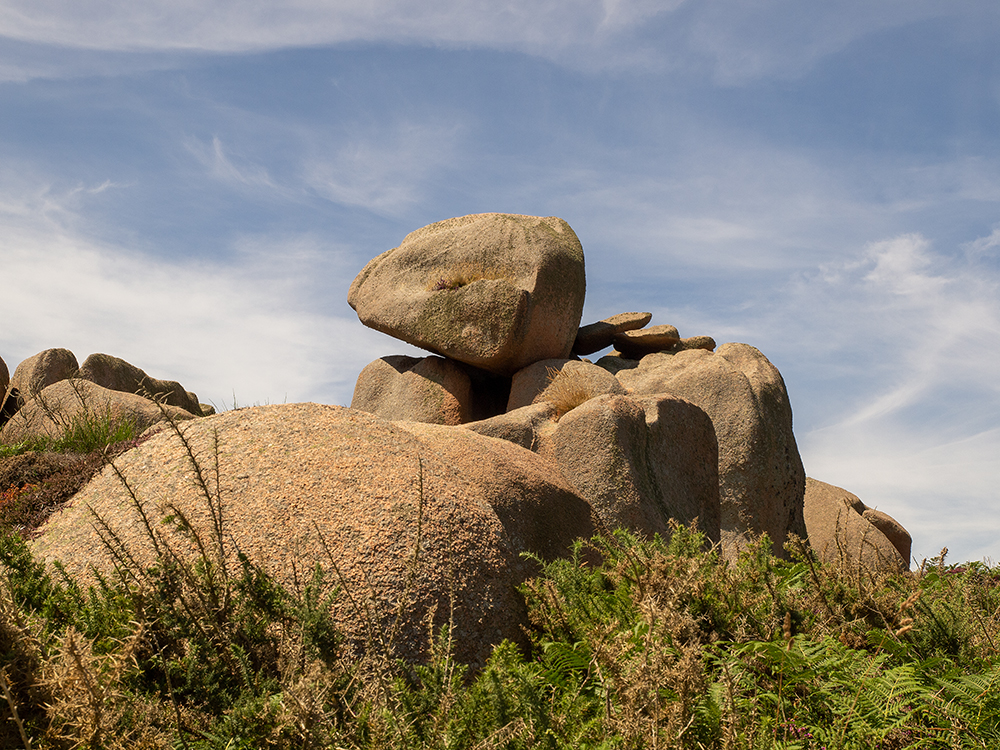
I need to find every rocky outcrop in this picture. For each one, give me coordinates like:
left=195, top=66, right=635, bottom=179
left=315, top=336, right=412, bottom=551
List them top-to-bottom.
left=17, top=212, right=914, bottom=678
left=348, top=213, right=586, bottom=376
left=345, top=214, right=821, bottom=559
left=614, top=344, right=806, bottom=559
left=77, top=353, right=203, bottom=416
left=0, top=354, right=8, bottom=397
left=351, top=355, right=508, bottom=425
left=0, top=379, right=198, bottom=445
left=31, top=404, right=596, bottom=668
left=803, top=478, right=909, bottom=572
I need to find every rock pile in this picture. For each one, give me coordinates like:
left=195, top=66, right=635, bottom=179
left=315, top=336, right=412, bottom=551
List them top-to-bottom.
left=16, top=212, right=913, bottom=668
left=349, top=212, right=810, bottom=560
left=0, top=348, right=209, bottom=442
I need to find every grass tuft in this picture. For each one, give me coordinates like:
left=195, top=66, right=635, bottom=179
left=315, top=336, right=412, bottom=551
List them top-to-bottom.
left=542, top=366, right=599, bottom=419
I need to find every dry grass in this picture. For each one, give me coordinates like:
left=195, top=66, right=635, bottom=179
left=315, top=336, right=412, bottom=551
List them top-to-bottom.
left=426, top=263, right=508, bottom=292
left=541, top=365, right=598, bottom=419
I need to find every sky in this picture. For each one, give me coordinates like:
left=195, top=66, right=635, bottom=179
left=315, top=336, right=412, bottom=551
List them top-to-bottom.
left=1, top=1, right=998, bottom=564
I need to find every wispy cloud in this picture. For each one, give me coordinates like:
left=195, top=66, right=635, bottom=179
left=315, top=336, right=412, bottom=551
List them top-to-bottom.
left=0, top=0, right=976, bottom=78
left=302, top=119, right=464, bottom=216
left=187, top=135, right=285, bottom=194
left=0, top=173, right=394, bottom=408
left=780, top=230, right=1000, bottom=561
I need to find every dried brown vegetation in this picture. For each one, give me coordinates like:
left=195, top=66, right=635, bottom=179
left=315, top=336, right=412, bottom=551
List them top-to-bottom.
left=541, top=366, right=599, bottom=418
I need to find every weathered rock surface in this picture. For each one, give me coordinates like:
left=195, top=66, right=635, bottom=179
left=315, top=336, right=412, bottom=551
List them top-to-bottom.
left=348, top=213, right=586, bottom=376
left=573, top=312, right=652, bottom=356
left=615, top=344, right=806, bottom=558
left=6, top=348, right=79, bottom=405
left=78, top=353, right=202, bottom=416
left=593, top=353, right=641, bottom=376
left=0, top=355, right=11, bottom=429
left=352, top=355, right=509, bottom=426
left=352, top=355, right=474, bottom=425
left=506, top=358, right=625, bottom=413
left=0, top=379, right=198, bottom=445
left=536, top=393, right=720, bottom=542
left=32, top=404, right=595, bottom=667
left=803, top=478, right=909, bottom=572
left=861, top=508, right=912, bottom=566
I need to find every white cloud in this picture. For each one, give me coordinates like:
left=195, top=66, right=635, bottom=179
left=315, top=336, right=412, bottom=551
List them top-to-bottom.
left=0, top=0, right=977, bottom=78
left=188, top=136, right=284, bottom=193
left=0, top=172, right=389, bottom=408
left=783, top=231, right=1000, bottom=562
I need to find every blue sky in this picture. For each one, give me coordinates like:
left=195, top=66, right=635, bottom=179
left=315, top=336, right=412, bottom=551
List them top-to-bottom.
left=2, top=1, right=998, bottom=563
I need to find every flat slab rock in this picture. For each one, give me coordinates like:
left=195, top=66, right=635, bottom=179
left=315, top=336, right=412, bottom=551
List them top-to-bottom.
left=348, top=213, right=586, bottom=376
left=573, top=312, right=652, bottom=356
left=613, top=324, right=680, bottom=358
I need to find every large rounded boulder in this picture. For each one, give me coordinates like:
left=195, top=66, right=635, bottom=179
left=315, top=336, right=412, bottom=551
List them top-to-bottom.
left=348, top=213, right=586, bottom=376
left=614, top=343, right=806, bottom=558
left=3, top=348, right=79, bottom=411
left=537, top=393, right=720, bottom=542
left=30, top=404, right=596, bottom=667
left=803, top=477, right=910, bottom=572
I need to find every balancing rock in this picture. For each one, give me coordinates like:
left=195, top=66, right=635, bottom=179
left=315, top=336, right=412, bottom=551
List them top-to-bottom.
left=348, top=213, right=586, bottom=376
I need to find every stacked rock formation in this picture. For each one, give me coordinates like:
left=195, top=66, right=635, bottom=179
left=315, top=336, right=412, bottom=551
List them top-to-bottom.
left=21, top=211, right=912, bottom=669
left=349, top=212, right=817, bottom=560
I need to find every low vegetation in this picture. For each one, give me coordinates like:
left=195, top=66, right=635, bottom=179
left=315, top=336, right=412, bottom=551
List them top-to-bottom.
left=1, top=407, right=999, bottom=749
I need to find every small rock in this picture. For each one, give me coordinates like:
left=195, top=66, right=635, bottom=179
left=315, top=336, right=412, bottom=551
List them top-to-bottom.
left=573, top=312, right=652, bottom=356
left=612, top=325, right=680, bottom=358
left=674, top=336, right=716, bottom=352
left=593, top=353, right=642, bottom=376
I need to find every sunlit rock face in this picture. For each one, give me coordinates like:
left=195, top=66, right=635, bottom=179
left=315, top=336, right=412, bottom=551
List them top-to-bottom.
left=348, top=213, right=586, bottom=377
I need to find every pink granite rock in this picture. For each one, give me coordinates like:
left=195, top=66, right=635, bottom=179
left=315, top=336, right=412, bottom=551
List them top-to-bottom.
left=348, top=213, right=586, bottom=376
